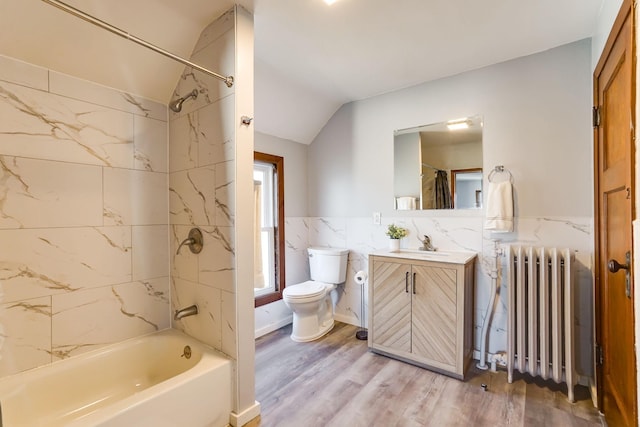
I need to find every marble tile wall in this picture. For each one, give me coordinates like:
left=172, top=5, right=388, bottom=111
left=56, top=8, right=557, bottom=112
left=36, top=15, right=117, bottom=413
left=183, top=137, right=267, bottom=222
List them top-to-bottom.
left=168, top=9, right=238, bottom=359
left=0, top=54, right=170, bottom=377
left=304, top=214, right=594, bottom=377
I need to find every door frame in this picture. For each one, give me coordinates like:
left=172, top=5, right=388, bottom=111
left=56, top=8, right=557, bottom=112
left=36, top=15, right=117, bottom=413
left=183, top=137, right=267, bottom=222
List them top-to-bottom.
left=593, top=0, right=637, bottom=420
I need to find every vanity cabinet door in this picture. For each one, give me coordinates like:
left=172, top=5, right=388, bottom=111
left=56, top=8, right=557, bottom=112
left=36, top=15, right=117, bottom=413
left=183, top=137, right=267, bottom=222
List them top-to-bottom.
left=369, top=254, right=474, bottom=379
left=371, top=259, right=411, bottom=353
left=411, top=264, right=457, bottom=368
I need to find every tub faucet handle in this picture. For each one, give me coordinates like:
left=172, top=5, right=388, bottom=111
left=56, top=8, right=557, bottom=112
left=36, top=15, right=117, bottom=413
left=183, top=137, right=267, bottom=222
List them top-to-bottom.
left=176, top=228, right=203, bottom=255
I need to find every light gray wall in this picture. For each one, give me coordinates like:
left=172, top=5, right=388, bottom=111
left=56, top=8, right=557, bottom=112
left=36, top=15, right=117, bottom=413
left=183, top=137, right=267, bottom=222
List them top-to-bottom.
left=309, top=39, right=592, bottom=219
left=255, top=131, right=308, bottom=217
left=394, top=132, right=421, bottom=199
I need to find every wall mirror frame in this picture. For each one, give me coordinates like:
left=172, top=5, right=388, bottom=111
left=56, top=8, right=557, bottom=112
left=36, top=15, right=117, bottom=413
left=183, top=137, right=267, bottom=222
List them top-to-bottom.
left=393, top=115, right=483, bottom=211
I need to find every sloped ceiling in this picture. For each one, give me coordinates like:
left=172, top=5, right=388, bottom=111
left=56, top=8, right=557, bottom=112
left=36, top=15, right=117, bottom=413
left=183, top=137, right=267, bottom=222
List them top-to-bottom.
left=0, top=0, right=602, bottom=144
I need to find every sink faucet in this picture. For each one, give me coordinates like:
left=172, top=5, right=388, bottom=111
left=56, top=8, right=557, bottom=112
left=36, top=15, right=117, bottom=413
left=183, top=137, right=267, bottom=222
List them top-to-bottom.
left=418, top=235, right=436, bottom=251
left=174, top=304, right=198, bottom=320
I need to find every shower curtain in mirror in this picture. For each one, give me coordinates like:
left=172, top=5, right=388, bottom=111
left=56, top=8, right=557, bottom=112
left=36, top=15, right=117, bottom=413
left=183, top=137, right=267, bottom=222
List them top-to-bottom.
left=435, top=170, right=452, bottom=209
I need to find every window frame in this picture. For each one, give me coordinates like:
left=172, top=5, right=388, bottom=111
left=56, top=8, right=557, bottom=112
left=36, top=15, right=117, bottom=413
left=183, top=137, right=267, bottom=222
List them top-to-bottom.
left=254, top=151, right=286, bottom=307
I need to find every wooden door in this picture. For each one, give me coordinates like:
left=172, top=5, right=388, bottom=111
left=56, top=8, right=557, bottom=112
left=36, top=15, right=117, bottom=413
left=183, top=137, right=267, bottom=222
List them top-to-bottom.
left=594, top=1, right=636, bottom=425
left=371, top=259, right=411, bottom=352
left=411, top=264, right=457, bottom=366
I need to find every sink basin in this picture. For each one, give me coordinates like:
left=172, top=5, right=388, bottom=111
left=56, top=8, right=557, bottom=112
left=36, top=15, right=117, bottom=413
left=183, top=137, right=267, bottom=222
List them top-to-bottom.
left=372, top=248, right=476, bottom=265
left=396, top=249, right=449, bottom=257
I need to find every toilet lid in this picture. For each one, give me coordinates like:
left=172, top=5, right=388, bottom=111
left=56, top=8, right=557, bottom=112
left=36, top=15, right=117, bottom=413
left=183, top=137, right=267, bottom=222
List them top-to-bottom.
left=284, top=281, right=327, bottom=299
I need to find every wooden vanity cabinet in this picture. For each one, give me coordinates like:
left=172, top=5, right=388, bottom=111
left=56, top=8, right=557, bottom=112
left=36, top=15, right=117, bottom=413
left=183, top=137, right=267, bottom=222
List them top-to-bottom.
left=368, top=254, right=475, bottom=379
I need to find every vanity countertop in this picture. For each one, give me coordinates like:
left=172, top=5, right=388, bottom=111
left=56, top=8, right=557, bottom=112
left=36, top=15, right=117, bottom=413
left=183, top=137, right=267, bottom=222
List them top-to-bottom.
left=369, top=249, right=477, bottom=265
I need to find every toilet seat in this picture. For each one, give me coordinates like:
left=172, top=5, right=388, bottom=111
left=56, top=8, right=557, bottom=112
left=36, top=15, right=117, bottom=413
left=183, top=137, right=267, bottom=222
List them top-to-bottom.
left=283, top=281, right=328, bottom=300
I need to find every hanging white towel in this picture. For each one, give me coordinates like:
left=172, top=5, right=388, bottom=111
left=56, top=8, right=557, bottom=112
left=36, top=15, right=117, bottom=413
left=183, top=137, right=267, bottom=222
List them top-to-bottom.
left=484, top=181, right=514, bottom=232
left=396, top=196, right=416, bottom=210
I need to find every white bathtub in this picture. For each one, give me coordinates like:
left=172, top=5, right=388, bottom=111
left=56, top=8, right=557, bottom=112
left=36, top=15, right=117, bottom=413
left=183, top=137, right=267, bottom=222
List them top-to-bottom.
left=0, top=329, right=232, bottom=427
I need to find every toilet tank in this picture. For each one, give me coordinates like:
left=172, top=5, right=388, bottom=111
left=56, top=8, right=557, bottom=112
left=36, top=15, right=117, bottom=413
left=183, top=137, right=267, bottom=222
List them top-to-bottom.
left=308, top=247, right=349, bottom=284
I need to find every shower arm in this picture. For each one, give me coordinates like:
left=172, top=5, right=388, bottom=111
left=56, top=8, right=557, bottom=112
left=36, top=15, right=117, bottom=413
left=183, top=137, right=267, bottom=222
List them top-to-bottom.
left=40, top=0, right=234, bottom=88
left=169, top=89, right=199, bottom=113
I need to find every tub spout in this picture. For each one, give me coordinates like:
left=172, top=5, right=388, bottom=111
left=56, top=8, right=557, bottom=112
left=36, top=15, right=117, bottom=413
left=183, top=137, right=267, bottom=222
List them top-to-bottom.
left=174, top=304, right=198, bottom=320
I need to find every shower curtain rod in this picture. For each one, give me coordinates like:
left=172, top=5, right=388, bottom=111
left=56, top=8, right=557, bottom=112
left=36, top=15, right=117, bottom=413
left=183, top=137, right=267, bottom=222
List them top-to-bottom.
left=41, top=0, right=234, bottom=88
left=421, top=162, right=444, bottom=173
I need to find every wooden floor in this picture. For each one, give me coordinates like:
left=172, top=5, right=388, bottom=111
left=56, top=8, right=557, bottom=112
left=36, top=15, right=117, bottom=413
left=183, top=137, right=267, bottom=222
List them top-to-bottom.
left=252, top=322, right=605, bottom=427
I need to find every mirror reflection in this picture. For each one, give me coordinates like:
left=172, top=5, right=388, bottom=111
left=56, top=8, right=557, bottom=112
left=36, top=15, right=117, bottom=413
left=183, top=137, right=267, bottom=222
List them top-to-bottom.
left=393, top=115, right=483, bottom=210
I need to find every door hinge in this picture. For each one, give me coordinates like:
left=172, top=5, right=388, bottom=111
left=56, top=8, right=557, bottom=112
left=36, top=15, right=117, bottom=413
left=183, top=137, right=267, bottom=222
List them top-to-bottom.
left=592, top=106, right=601, bottom=128
left=596, top=344, right=604, bottom=366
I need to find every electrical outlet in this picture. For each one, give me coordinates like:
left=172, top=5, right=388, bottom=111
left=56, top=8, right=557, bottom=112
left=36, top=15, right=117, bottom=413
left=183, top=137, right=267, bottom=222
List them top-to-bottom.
left=373, top=212, right=381, bottom=225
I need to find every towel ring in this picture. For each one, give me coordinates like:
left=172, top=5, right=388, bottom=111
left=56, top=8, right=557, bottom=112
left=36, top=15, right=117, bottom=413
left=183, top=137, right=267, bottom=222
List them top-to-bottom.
left=488, top=165, right=513, bottom=183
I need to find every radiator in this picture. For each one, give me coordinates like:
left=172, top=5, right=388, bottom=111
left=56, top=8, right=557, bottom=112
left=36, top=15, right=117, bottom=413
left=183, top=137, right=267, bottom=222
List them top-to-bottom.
left=507, top=246, right=576, bottom=402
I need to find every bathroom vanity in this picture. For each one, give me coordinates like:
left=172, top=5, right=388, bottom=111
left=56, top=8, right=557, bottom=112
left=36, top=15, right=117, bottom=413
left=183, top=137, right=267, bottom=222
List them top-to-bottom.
left=368, top=250, right=476, bottom=380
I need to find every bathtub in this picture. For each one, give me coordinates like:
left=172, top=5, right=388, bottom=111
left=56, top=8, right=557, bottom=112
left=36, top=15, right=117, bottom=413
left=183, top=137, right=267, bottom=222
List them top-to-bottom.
left=0, top=329, right=232, bottom=427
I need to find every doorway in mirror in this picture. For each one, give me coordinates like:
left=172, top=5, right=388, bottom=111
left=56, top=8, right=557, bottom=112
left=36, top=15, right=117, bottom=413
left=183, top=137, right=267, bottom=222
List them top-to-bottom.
left=451, top=168, right=483, bottom=209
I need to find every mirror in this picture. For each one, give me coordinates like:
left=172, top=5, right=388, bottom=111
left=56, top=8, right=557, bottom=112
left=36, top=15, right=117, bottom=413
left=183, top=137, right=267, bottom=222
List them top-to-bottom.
left=394, top=115, right=483, bottom=210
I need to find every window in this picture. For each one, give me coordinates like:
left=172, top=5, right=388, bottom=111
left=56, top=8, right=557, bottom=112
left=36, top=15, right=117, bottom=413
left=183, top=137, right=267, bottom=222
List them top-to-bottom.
left=254, top=152, right=285, bottom=307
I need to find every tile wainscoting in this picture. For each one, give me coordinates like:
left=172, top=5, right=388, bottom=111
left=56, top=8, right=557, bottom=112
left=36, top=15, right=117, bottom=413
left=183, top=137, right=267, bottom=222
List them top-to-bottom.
left=269, top=215, right=593, bottom=377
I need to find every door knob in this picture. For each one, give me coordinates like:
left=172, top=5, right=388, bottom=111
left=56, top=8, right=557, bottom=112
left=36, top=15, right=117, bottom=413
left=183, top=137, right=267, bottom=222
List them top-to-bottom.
left=608, top=251, right=632, bottom=299
left=608, top=258, right=630, bottom=273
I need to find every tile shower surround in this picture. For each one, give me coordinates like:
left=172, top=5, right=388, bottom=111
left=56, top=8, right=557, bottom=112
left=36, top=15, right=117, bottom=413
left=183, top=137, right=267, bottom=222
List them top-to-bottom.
left=0, top=8, right=239, bottom=379
left=0, top=8, right=239, bottom=377
left=168, top=9, right=238, bottom=359
left=0, top=54, right=170, bottom=376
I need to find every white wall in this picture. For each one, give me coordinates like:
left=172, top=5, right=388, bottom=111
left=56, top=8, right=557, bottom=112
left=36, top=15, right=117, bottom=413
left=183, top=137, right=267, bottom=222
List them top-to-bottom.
left=233, top=6, right=259, bottom=423
left=308, top=39, right=594, bottom=375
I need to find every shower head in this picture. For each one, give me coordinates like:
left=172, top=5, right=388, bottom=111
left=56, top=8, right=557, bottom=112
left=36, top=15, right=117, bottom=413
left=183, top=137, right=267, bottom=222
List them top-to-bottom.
left=169, top=89, right=198, bottom=113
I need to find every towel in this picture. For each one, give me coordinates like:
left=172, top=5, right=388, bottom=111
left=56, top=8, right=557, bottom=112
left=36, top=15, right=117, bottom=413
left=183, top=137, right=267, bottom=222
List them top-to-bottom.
left=484, top=181, right=514, bottom=232
left=396, top=196, right=416, bottom=210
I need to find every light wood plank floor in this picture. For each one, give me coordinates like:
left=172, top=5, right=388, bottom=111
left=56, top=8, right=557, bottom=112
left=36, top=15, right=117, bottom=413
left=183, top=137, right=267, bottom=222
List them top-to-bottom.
left=252, top=322, right=604, bottom=427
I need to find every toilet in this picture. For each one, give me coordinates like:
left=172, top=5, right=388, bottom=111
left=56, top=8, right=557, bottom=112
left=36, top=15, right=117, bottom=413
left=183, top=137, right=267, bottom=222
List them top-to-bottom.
left=283, top=247, right=349, bottom=342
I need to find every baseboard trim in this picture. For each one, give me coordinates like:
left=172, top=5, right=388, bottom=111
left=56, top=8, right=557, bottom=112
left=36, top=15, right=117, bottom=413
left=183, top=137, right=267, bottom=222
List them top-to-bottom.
left=334, top=313, right=359, bottom=326
left=255, top=314, right=361, bottom=339
left=255, top=316, right=292, bottom=338
left=229, top=401, right=261, bottom=427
